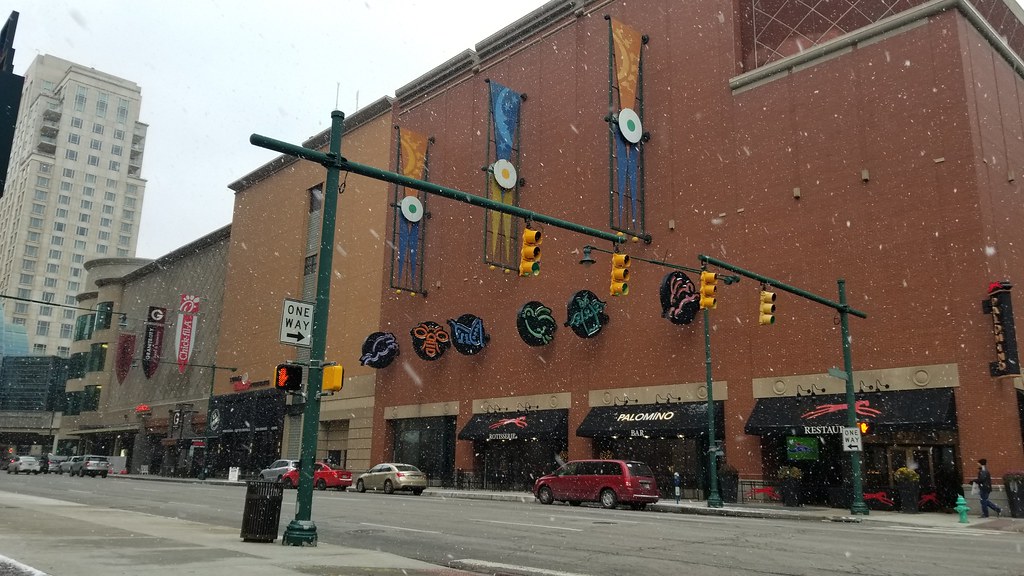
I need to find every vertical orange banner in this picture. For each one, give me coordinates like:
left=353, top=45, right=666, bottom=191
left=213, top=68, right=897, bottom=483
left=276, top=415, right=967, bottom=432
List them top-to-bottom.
left=611, top=18, right=642, bottom=108
left=400, top=130, right=427, bottom=181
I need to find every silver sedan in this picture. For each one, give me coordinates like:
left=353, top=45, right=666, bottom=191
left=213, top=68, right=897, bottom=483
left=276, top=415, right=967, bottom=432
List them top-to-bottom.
left=355, top=463, right=427, bottom=495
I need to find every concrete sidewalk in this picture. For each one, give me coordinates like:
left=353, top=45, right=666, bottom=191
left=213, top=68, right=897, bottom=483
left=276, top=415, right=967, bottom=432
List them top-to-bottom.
left=112, top=473, right=1024, bottom=533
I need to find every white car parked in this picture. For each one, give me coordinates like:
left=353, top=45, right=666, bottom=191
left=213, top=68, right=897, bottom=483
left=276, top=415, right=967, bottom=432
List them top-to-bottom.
left=6, top=456, right=42, bottom=474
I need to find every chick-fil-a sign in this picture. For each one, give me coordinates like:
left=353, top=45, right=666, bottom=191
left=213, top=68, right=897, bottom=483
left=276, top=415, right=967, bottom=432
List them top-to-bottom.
left=175, top=294, right=200, bottom=373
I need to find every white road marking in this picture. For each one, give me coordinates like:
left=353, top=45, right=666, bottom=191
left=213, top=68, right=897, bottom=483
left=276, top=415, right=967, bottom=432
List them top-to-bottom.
left=471, top=519, right=583, bottom=532
left=359, top=522, right=441, bottom=534
left=868, top=525, right=1007, bottom=537
left=453, top=559, right=592, bottom=576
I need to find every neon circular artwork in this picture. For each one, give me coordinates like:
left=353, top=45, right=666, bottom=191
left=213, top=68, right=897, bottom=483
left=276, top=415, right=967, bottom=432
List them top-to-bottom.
left=659, top=271, right=699, bottom=325
left=517, top=301, right=557, bottom=346
left=447, top=314, right=489, bottom=355
left=410, top=321, right=451, bottom=361
left=359, top=332, right=400, bottom=368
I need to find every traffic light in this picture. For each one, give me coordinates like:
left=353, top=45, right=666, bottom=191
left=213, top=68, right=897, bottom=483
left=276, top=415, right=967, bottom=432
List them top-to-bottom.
left=519, top=228, right=542, bottom=276
left=609, top=253, right=630, bottom=296
left=699, top=271, right=718, bottom=310
left=759, top=290, right=776, bottom=325
left=274, top=363, right=303, bottom=391
left=322, top=364, right=344, bottom=392
left=858, top=421, right=871, bottom=435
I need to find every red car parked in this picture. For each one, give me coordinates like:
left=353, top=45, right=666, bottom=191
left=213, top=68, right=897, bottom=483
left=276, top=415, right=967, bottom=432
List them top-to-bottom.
left=533, top=459, right=660, bottom=510
left=281, top=462, right=352, bottom=491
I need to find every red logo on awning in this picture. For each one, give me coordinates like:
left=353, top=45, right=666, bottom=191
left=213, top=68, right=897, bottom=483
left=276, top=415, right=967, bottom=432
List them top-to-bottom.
left=801, top=400, right=881, bottom=420
left=489, top=416, right=528, bottom=429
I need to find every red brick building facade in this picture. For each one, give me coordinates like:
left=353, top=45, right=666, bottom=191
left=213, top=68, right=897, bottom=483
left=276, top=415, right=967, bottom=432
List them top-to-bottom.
left=361, top=0, right=1024, bottom=506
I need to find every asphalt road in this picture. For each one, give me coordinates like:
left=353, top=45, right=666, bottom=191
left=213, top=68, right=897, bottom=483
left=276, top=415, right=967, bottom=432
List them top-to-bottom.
left=1, top=473, right=1021, bottom=576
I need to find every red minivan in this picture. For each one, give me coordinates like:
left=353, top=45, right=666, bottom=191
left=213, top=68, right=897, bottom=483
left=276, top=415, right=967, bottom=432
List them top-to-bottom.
left=533, top=459, right=660, bottom=510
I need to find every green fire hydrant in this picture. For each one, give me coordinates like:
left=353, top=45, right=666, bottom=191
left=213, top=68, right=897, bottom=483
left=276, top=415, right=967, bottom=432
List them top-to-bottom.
left=955, top=495, right=970, bottom=524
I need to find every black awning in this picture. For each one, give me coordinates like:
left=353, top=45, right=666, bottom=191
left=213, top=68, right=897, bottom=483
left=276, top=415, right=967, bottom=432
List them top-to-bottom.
left=744, top=387, right=957, bottom=435
left=576, top=402, right=723, bottom=438
left=457, top=409, right=567, bottom=441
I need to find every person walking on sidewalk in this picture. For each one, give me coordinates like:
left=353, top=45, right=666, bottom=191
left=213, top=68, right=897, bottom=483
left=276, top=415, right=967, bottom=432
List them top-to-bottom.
left=973, top=458, right=1002, bottom=518
left=673, top=472, right=681, bottom=504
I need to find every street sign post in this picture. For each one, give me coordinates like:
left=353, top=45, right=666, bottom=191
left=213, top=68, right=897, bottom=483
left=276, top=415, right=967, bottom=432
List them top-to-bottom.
left=280, top=299, right=313, bottom=348
left=843, top=427, right=862, bottom=452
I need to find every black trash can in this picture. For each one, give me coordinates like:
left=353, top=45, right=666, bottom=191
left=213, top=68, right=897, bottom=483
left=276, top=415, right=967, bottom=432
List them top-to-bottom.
left=240, top=481, right=284, bottom=542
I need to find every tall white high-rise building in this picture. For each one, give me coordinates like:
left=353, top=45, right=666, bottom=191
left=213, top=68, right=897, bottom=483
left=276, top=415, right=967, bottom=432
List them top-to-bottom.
left=0, top=54, right=146, bottom=358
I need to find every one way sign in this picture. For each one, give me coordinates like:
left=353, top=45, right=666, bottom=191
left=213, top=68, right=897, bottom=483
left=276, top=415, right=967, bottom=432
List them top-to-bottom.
left=279, top=299, right=313, bottom=348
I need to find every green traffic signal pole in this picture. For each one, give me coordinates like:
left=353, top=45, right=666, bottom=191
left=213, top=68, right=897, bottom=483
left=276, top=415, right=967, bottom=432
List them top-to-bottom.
left=252, top=113, right=629, bottom=546
left=698, top=255, right=870, bottom=515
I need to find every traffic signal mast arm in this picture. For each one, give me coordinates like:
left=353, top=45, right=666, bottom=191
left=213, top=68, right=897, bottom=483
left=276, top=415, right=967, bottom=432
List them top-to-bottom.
left=250, top=133, right=637, bottom=246
left=698, top=255, right=867, bottom=319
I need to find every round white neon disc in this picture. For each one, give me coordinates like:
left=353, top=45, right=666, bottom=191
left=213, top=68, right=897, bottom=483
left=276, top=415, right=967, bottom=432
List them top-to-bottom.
left=618, top=108, right=643, bottom=144
left=492, top=159, right=518, bottom=190
left=400, top=196, right=424, bottom=222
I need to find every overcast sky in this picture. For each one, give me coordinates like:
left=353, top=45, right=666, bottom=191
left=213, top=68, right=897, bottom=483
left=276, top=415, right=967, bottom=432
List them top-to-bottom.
left=7, top=1, right=548, bottom=258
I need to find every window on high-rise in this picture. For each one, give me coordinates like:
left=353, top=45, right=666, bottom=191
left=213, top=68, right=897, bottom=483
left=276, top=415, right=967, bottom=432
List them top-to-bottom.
left=74, top=86, right=87, bottom=112
left=96, top=93, right=108, bottom=118
left=116, top=98, right=129, bottom=124
left=71, top=117, right=83, bottom=128
left=92, top=123, right=104, bottom=135
left=113, top=129, right=125, bottom=140
left=67, top=133, right=80, bottom=145
left=90, top=138, right=102, bottom=150
left=111, top=144, right=122, bottom=156
left=65, top=150, right=78, bottom=161
left=87, top=155, right=99, bottom=167
left=109, top=161, right=120, bottom=172
left=39, top=163, right=52, bottom=173
left=62, top=168, right=74, bottom=178
left=85, top=173, right=96, bottom=183
left=36, top=176, right=49, bottom=188
left=106, top=178, right=116, bottom=188
left=60, top=181, right=73, bottom=192
left=126, top=184, right=138, bottom=195
left=83, top=186, right=94, bottom=197
left=33, top=190, right=48, bottom=201
left=104, top=191, right=116, bottom=202
left=58, top=194, right=70, bottom=205
left=124, top=197, right=136, bottom=209
left=81, top=200, right=93, bottom=210
left=31, top=203, right=44, bottom=215
left=102, top=204, right=113, bottom=215
left=55, top=209, right=68, bottom=219
left=122, top=209, right=135, bottom=221
left=79, top=214, right=91, bottom=224
left=29, top=217, right=43, bottom=229
left=100, top=217, right=111, bottom=228
left=53, top=222, right=65, bottom=232
left=120, top=222, right=132, bottom=234
left=75, top=227, right=88, bottom=237
left=27, top=231, right=40, bottom=243
left=98, top=231, right=110, bottom=241
left=51, top=235, right=64, bottom=246
left=118, top=235, right=130, bottom=247
left=74, top=240, right=86, bottom=250
left=97, top=245, right=108, bottom=254
left=24, top=246, right=37, bottom=257
left=116, top=248, right=129, bottom=257
left=48, top=249, right=61, bottom=259
left=72, top=254, right=84, bottom=264
left=22, top=259, right=35, bottom=270
left=45, top=263, right=58, bottom=274
left=71, top=267, right=81, bottom=278
left=19, top=273, right=32, bottom=285
left=44, top=277, right=57, bottom=288
left=67, top=281, right=80, bottom=291
left=15, top=289, right=30, bottom=300
left=41, top=292, right=54, bottom=303
left=64, top=296, right=76, bottom=306
left=95, top=302, right=113, bottom=330
left=14, top=303, right=28, bottom=314
left=39, top=306, right=52, bottom=317
left=74, top=314, right=94, bottom=341
left=13, top=318, right=26, bottom=326
left=37, top=321, right=50, bottom=336
left=60, top=324, right=73, bottom=339
left=88, top=343, right=107, bottom=372
left=32, top=344, right=46, bottom=355
left=57, top=346, right=70, bottom=358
